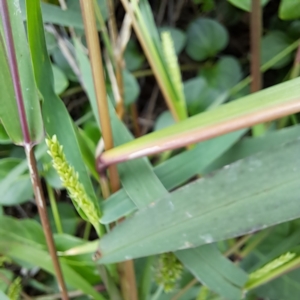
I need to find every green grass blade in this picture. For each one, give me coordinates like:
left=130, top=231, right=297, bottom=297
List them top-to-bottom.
left=0, top=0, right=43, bottom=144
left=20, top=0, right=107, bottom=30
left=25, top=0, right=100, bottom=222
left=100, top=78, right=300, bottom=166
left=205, top=124, right=300, bottom=173
left=97, top=138, right=300, bottom=263
left=176, top=244, right=248, bottom=299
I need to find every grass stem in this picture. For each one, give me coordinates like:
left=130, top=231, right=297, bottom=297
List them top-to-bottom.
left=0, top=1, right=68, bottom=298
left=46, top=183, right=63, bottom=234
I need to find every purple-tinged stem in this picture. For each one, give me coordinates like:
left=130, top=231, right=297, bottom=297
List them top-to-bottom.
left=0, top=0, right=31, bottom=145
left=0, top=1, right=69, bottom=298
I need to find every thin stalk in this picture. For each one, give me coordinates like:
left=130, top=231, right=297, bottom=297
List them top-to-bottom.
left=80, top=0, right=120, bottom=192
left=93, top=0, right=115, bottom=63
left=107, top=0, right=125, bottom=118
left=250, top=0, right=262, bottom=93
left=251, top=0, right=265, bottom=137
left=0, top=1, right=68, bottom=298
left=80, top=2, right=138, bottom=299
left=230, top=39, right=300, bottom=96
left=290, top=43, right=300, bottom=79
left=277, top=44, right=300, bottom=128
left=132, top=63, right=202, bottom=78
left=130, top=103, right=141, bottom=137
left=26, top=148, right=69, bottom=300
left=46, top=183, right=63, bottom=234
left=83, top=221, right=92, bottom=240
left=239, top=228, right=273, bottom=258
left=224, top=234, right=252, bottom=258
left=171, top=278, right=197, bottom=300
left=150, top=285, right=164, bottom=300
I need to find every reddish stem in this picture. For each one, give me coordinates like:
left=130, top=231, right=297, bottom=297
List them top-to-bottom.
left=0, top=0, right=31, bottom=145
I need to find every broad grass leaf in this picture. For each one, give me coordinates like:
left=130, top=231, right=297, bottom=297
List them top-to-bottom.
left=205, top=124, right=300, bottom=173
left=97, top=139, right=300, bottom=263
left=176, top=244, right=248, bottom=300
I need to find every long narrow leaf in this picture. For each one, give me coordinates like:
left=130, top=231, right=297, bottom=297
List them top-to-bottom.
left=0, top=0, right=43, bottom=144
left=25, top=0, right=100, bottom=220
left=100, top=78, right=300, bottom=167
left=97, top=138, right=300, bottom=263
left=176, top=244, right=248, bottom=300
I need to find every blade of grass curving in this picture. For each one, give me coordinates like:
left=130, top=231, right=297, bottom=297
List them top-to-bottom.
left=25, top=0, right=101, bottom=227
left=251, top=0, right=265, bottom=137
left=99, top=78, right=300, bottom=168
left=97, top=138, right=300, bottom=263
left=175, top=244, right=248, bottom=299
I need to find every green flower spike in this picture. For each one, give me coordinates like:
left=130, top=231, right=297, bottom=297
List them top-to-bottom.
left=161, top=31, right=187, bottom=120
left=46, top=135, right=101, bottom=234
left=155, top=252, right=183, bottom=292
left=249, top=252, right=296, bottom=281
left=8, top=277, right=21, bottom=300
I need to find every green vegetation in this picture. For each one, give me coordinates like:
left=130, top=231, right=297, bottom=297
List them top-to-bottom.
left=1, top=0, right=300, bottom=299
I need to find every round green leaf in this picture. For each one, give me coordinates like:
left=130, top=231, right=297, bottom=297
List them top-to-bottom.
left=227, top=0, right=270, bottom=12
left=279, top=0, right=300, bottom=20
left=186, top=18, right=229, bottom=61
left=158, top=27, right=187, bottom=54
left=44, top=30, right=57, bottom=54
left=261, top=31, right=294, bottom=69
left=124, top=39, right=145, bottom=71
left=52, top=48, right=78, bottom=82
left=200, top=56, right=242, bottom=92
left=52, top=64, right=69, bottom=95
left=123, top=69, right=140, bottom=106
left=184, top=77, right=220, bottom=115
left=154, top=111, right=176, bottom=131
left=0, top=123, right=11, bottom=144
left=0, top=158, right=33, bottom=206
